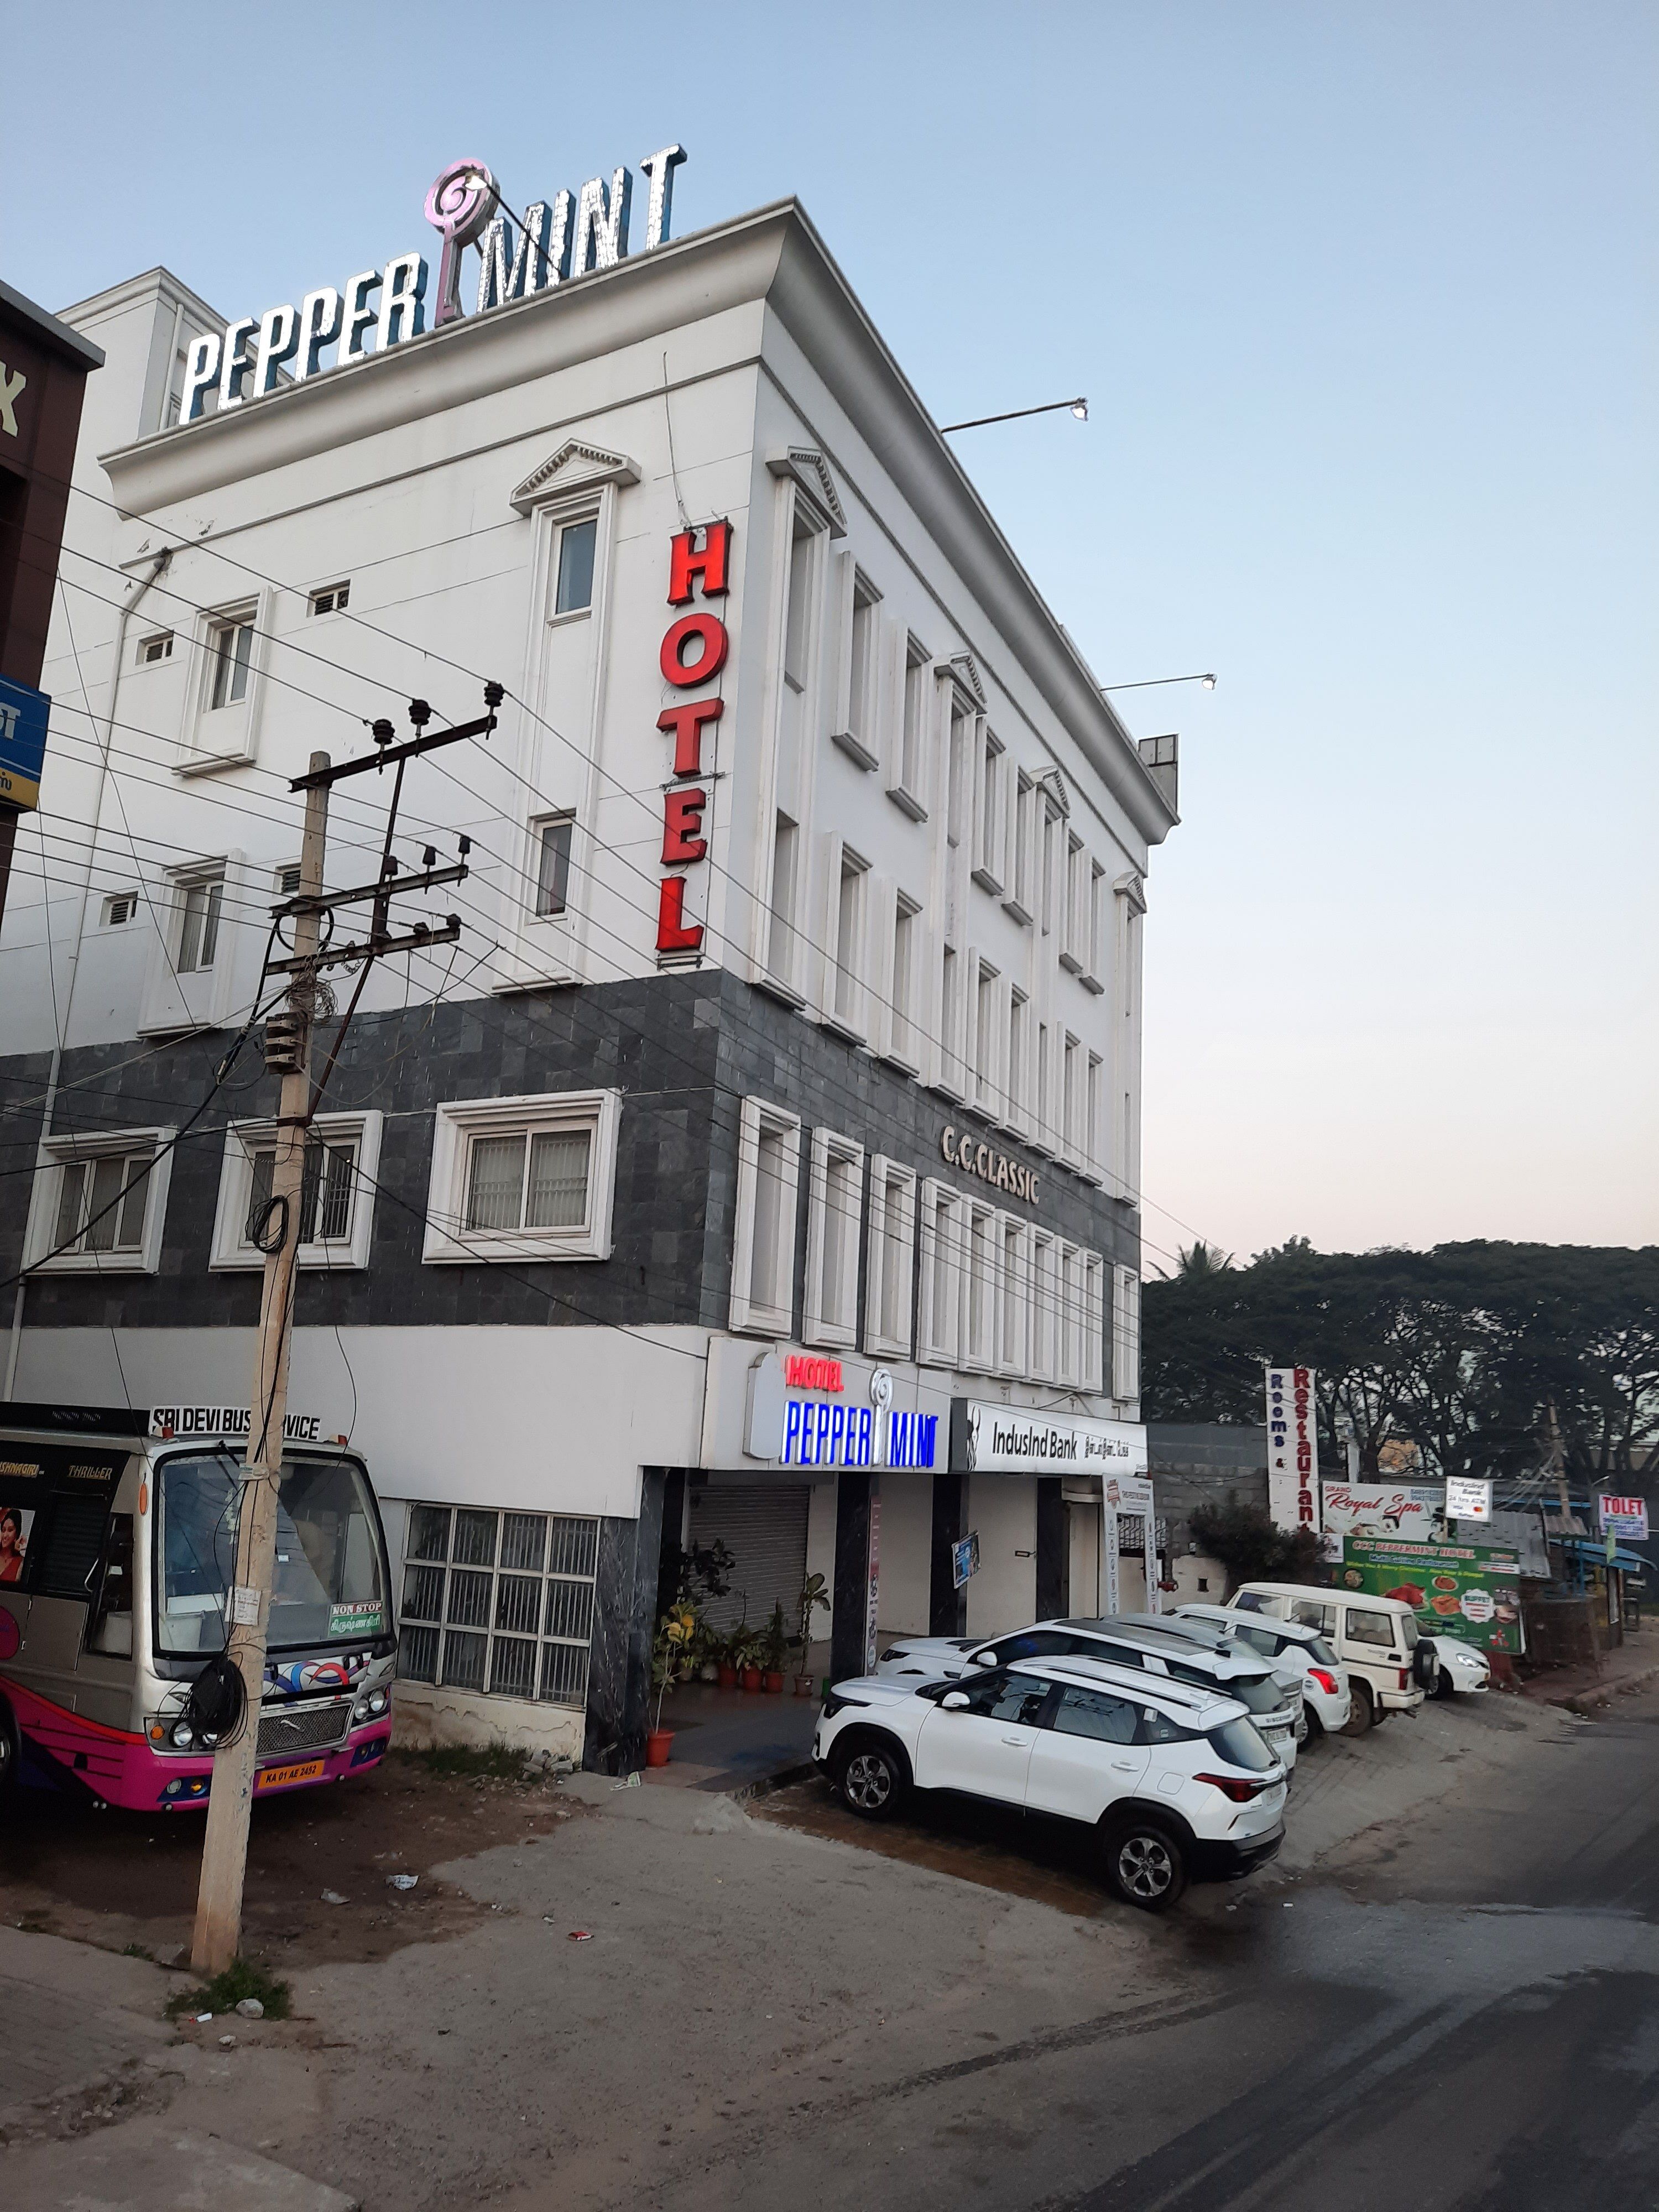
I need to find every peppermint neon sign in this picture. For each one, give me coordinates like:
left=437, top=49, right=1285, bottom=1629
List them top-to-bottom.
left=179, top=145, right=688, bottom=424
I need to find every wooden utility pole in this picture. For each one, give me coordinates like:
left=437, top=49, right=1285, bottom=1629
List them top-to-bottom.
left=191, top=753, right=330, bottom=1976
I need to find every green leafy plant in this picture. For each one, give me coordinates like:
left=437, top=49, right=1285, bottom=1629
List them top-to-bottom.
left=1188, top=1500, right=1326, bottom=1595
left=794, top=1572, right=830, bottom=1661
left=760, top=1600, right=789, bottom=1673
left=653, top=1601, right=698, bottom=1731
left=397, top=1739, right=526, bottom=1781
left=165, top=1957, right=291, bottom=2021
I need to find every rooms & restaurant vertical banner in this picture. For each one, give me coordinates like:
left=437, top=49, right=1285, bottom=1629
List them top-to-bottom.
left=1265, top=1366, right=1321, bottom=1536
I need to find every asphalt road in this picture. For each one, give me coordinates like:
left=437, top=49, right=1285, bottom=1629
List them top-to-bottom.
left=715, top=1694, right=1659, bottom=2212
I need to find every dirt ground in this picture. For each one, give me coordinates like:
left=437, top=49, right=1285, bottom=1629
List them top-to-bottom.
left=0, top=1753, right=583, bottom=1971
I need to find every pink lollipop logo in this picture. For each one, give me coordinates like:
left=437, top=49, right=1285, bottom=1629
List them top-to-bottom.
left=425, top=159, right=499, bottom=327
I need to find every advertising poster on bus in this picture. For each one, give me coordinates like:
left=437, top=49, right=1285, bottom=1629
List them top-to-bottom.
left=1340, top=1536, right=1524, bottom=1656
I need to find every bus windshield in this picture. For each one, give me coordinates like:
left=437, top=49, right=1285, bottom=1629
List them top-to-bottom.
left=155, top=1453, right=387, bottom=1657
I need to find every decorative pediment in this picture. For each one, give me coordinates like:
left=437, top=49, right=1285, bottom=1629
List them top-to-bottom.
left=510, top=441, right=639, bottom=516
left=767, top=446, right=847, bottom=536
left=946, top=650, right=987, bottom=708
left=1034, top=766, right=1071, bottom=818
left=1114, top=869, right=1147, bottom=914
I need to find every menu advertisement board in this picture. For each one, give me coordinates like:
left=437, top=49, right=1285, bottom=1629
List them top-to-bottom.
left=1340, top=1536, right=1524, bottom=1656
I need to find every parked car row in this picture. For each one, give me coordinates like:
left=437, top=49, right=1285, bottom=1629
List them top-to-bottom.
left=815, top=1580, right=1479, bottom=1913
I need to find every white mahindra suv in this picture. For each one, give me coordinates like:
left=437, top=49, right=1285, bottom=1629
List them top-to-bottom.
left=814, top=1653, right=1287, bottom=1910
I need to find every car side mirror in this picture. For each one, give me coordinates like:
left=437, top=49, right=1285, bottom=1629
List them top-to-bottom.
left=970, top=1649, right=998, bottom=1666
left=941, top=1691, right=970, bottom=1710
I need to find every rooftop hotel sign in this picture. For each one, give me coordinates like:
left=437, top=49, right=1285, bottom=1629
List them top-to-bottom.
left=180, top=145, right=687, bottom=423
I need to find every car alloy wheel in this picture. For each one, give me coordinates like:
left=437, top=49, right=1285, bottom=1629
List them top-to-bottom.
left=842, top=1751, right=893, bottom=1813
left=1116, top=1831, right=1178, bottom=1905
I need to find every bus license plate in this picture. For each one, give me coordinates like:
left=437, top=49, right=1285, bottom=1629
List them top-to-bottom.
left=256, top=1757, right=327, bottom=1791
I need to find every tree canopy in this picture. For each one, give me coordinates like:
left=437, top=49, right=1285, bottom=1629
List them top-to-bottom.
left=1141, top=1241, right=1659, bottom=1484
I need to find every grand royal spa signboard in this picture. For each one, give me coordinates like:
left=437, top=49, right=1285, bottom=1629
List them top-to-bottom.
left=179, top=146, right=688, bottom=423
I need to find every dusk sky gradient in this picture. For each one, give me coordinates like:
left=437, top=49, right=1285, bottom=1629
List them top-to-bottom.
left=9, top=2, right=1653, bottom=1269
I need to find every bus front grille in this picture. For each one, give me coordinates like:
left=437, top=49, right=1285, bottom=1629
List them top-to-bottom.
left=258, top=1701, right=352, bottom=1759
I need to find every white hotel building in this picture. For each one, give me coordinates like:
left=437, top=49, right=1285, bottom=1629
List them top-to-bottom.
left=0, top=175, right=1179, bottom=1765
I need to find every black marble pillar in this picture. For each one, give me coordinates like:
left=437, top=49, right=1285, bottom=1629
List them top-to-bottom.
left=582, top=1467, right=668, bottom=1775
left=831, top=1468, right=876, bottom=1681
left=929, top=1469, right=969, bottom=1635
left=1036, top=1477, right=1067, bottom=1621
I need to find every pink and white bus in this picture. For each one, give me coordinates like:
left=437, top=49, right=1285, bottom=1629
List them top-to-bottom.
left=0, top=1402, right=395, bottom=1812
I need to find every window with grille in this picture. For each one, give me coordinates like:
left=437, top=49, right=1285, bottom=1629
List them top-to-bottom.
left=309, top=582, right=351, bottom=617
left=138, top=632, right=173, bottom=665
left=102, top=891, right=139, bottom=927
left=423, top=1091, right=620, bottom=1265
left=212, top=1113, right=382, bottom=1271
left=23, top=1126, right=175, bottom=1276
left=53, top=1148, right=154, bottom=1257
left=397, top=1505, right=599, bottom=1707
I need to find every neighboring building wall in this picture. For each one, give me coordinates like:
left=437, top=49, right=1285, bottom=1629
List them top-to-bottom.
left=1149, top=1422, right=1270, bottom=1599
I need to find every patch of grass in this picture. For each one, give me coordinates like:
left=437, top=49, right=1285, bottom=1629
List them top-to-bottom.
left=396, top=1738, right=528, bottom=1781
left=122, top=1943, right=153, bottom=1960
left=165, top=1957, right=291, bottom=2021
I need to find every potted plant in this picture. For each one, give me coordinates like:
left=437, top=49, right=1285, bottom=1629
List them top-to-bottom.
left=792, top=1572, right=830, bottom=1695
left=760, top=1601, right=788, bottom=1693
left=646, top=1603, right=697, bottom=1765
left=691, top=1616, right=720, bottom=1684
left=732, top=1621, right=763, bottom=1693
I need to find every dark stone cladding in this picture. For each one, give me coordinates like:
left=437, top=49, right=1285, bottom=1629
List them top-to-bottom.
left=0, top=966, right=1139, bottom=1341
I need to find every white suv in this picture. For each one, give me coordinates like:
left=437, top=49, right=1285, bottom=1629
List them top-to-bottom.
left=1172, top=1604, right=1353, bottom=1737
left=874, top=1616, right=1305, bottom=1770
left=814, top=1655, right=1287, bottom=1911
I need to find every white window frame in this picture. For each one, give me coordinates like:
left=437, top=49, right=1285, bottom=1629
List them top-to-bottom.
left=549, top=509, right=602, bottom=623
left=831, top=555, right=882, bottom=771
left=307, top=581, right=351, bottom=619
left=181, top=597, right=268, bottom=773
left=136, top=631, right=173, bottom=667
left=888, top=633, right=932, bottom=821
left=945, top=689, right=974, bottom=851
left=972, top=727, right=1006, bottom=894
left=1006, top=770, right=1036, bottom=924
left=762, top=810, right=806, bottom=1004
left=530, top=811, right=577, bottom=921
left=1060, top=833, right=1088, bottom=974
left=822, top=834, right=871, bottom=1041
left=138, top=854, right=247, bottom=1037
left=1082, top=859, right=1108, bottom=994
left=875, top=885, right=922, bottom=1075
left=100, top=888, right=141, bottom=930
left=933, top=942, right=967, bottom=1102
left=972, top=956, right=1001, bottom=1119
left=1006, top=988, right=1030, bottom=1135
left=1032, top=1020, right=1056, bottom=1158
left=1062, top=1032, right=1084, bottom=1166
left=1084, top=1051, right=1106, bottom=1186
left=423, top=1091, right=620, bottom=1265
left=730, top=1096, right=802, bottom=1337
left=210, top=1110, right=383, bottom=1272
left=23, top=1126, right=175, bottom=1276
left=804, top=1127, right=864, bottom=1350
left=863, top=1156, right=917, bottom=1359
left=916, top=1178, right=966, bottom=1370
left=962, top=1198, right=1001, bottom=1374
left=997, top=1215, right=1031, bottom=1378
left=1030, top=1228, right=1060, bottom=1382
left=1058, top=1241, right=1085, bottom=1387
left=1083, top=1253, right=1107, bottom=1393
left=1112, top=1265, right=1141, bottom=1404
left=397, top=1504, right=599, bottom=1709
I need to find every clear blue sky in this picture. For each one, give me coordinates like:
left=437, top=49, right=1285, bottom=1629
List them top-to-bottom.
left=11, top=1, right=1654, bottom=1266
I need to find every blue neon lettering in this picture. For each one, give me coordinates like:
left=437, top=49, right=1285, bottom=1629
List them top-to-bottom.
left=782, top=1401, right=801, bottom=1464
left=828, top=1407, right=846, bottom=1464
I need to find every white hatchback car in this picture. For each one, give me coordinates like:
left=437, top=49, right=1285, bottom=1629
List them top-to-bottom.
left=1171, top=1604, right=1354, bottom=1737
left=1423, top=1636, right=1491, bottom=1696
left=815, top=1653, right=1287, bottom=1910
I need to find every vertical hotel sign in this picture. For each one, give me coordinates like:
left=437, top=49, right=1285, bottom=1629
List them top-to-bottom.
left=654, top=521, right=731, bottom=958
left=1266, top=1366, right=1321, bottom=1536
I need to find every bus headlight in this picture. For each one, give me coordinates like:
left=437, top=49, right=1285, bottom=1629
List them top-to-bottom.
left=352, top=1688, right=389, bottom=1725
left=170, top=1720, right=195, bottom=1749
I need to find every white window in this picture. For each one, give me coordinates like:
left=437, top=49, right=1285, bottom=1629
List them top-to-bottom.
left=552, top=516, right=598, bottom=615
left=832, top=561, right=881, bottom=770
left=308, top=582, right=350, bottom=618
left=206, top=613, right=255, bottom=711
left=137, top=632, right=173, bottom=666
left=890, top=635, right=931, bottom=819
left=946, top=695, right=973, bottom=849
left=972, top=728, right=1005, bottom=893
left=1008, top=771, right=1036, bottom=922
left=1041, top=800, right=1063, bottom=936
left=765, top=813, right=802, bottom=995
left=534, top=817, right=574, bottom=917
left=1061, top=834, right=1087, bottom=973
left=826, top=838, right=870, bottom=1036
left=1083, top=860, right=1108, bottom=993
left=176, top=875, right=223, bottom=974
left=101, top=890, right=139, bottom=928
left=881, top=891, right=921, bottom=1072
left=936, top=943, right=966, bottom=1099
left=973, top=960, right=1000, bottom=1115
left=1007, top=990, right=1029, bottom=1126
left=1035, top=1021, right=1053, bottom=1155
left=1062, top=1033, right=1083, bottom=1160
left=1086, top=1052, right=1105, bottom=1183
left=424, top=1091, right=620, bottom=1265
left=731, top=1097, right=801, bottom=1335
left=210, top=1112, right=383, bottom=1272
left=23, top=1128, right=175, bottom=1276
left=804, top=1128, right=864, bottom=1350
left=864, top=1157, right=917, bottom=1358
left=917, top=1179, right=966, bottom=1369
left=963, top=1200, right=1000, bottom=1373
left=998, top=1217, right=1031, bottom=1376
left=1031, top=1230, right=1060, bottom=1381
left=1058, top=1243, right=1085, bottom=1386
left=1083, top=1253, right=1106, bottom=1392
left=1113, top=1266, right=1141, bottom=1403
left=398, top=1504, right=598, bottom=1708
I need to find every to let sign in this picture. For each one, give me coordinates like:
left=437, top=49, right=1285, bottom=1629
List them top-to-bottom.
left=0, top=675, right=50, bottom=813
left=1598, top=1495, right=1649, bottom=1542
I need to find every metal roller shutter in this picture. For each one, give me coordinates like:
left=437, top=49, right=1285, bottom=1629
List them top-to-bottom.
left=688, top=1484, right=811, bottom=1636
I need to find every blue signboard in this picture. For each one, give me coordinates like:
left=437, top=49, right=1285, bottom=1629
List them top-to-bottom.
left=0, top=675, right=50, bottom=812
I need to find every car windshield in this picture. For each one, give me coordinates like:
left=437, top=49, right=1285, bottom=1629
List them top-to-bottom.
left=155, top=1452, right=385, bottom=1657
left=1208, top=1717, right=1276, bottom=1772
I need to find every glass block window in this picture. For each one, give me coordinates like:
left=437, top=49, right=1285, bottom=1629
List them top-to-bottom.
left=397, top=1504, right=599, bottom=1707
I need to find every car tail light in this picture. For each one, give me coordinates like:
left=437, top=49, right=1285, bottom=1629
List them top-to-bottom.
left=1308, top=1668, right=1340, bottom=1695
left=1399, top=1669, right=1411, bottom=1689
left=1195, top=1771, right=1272, bottom=1803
